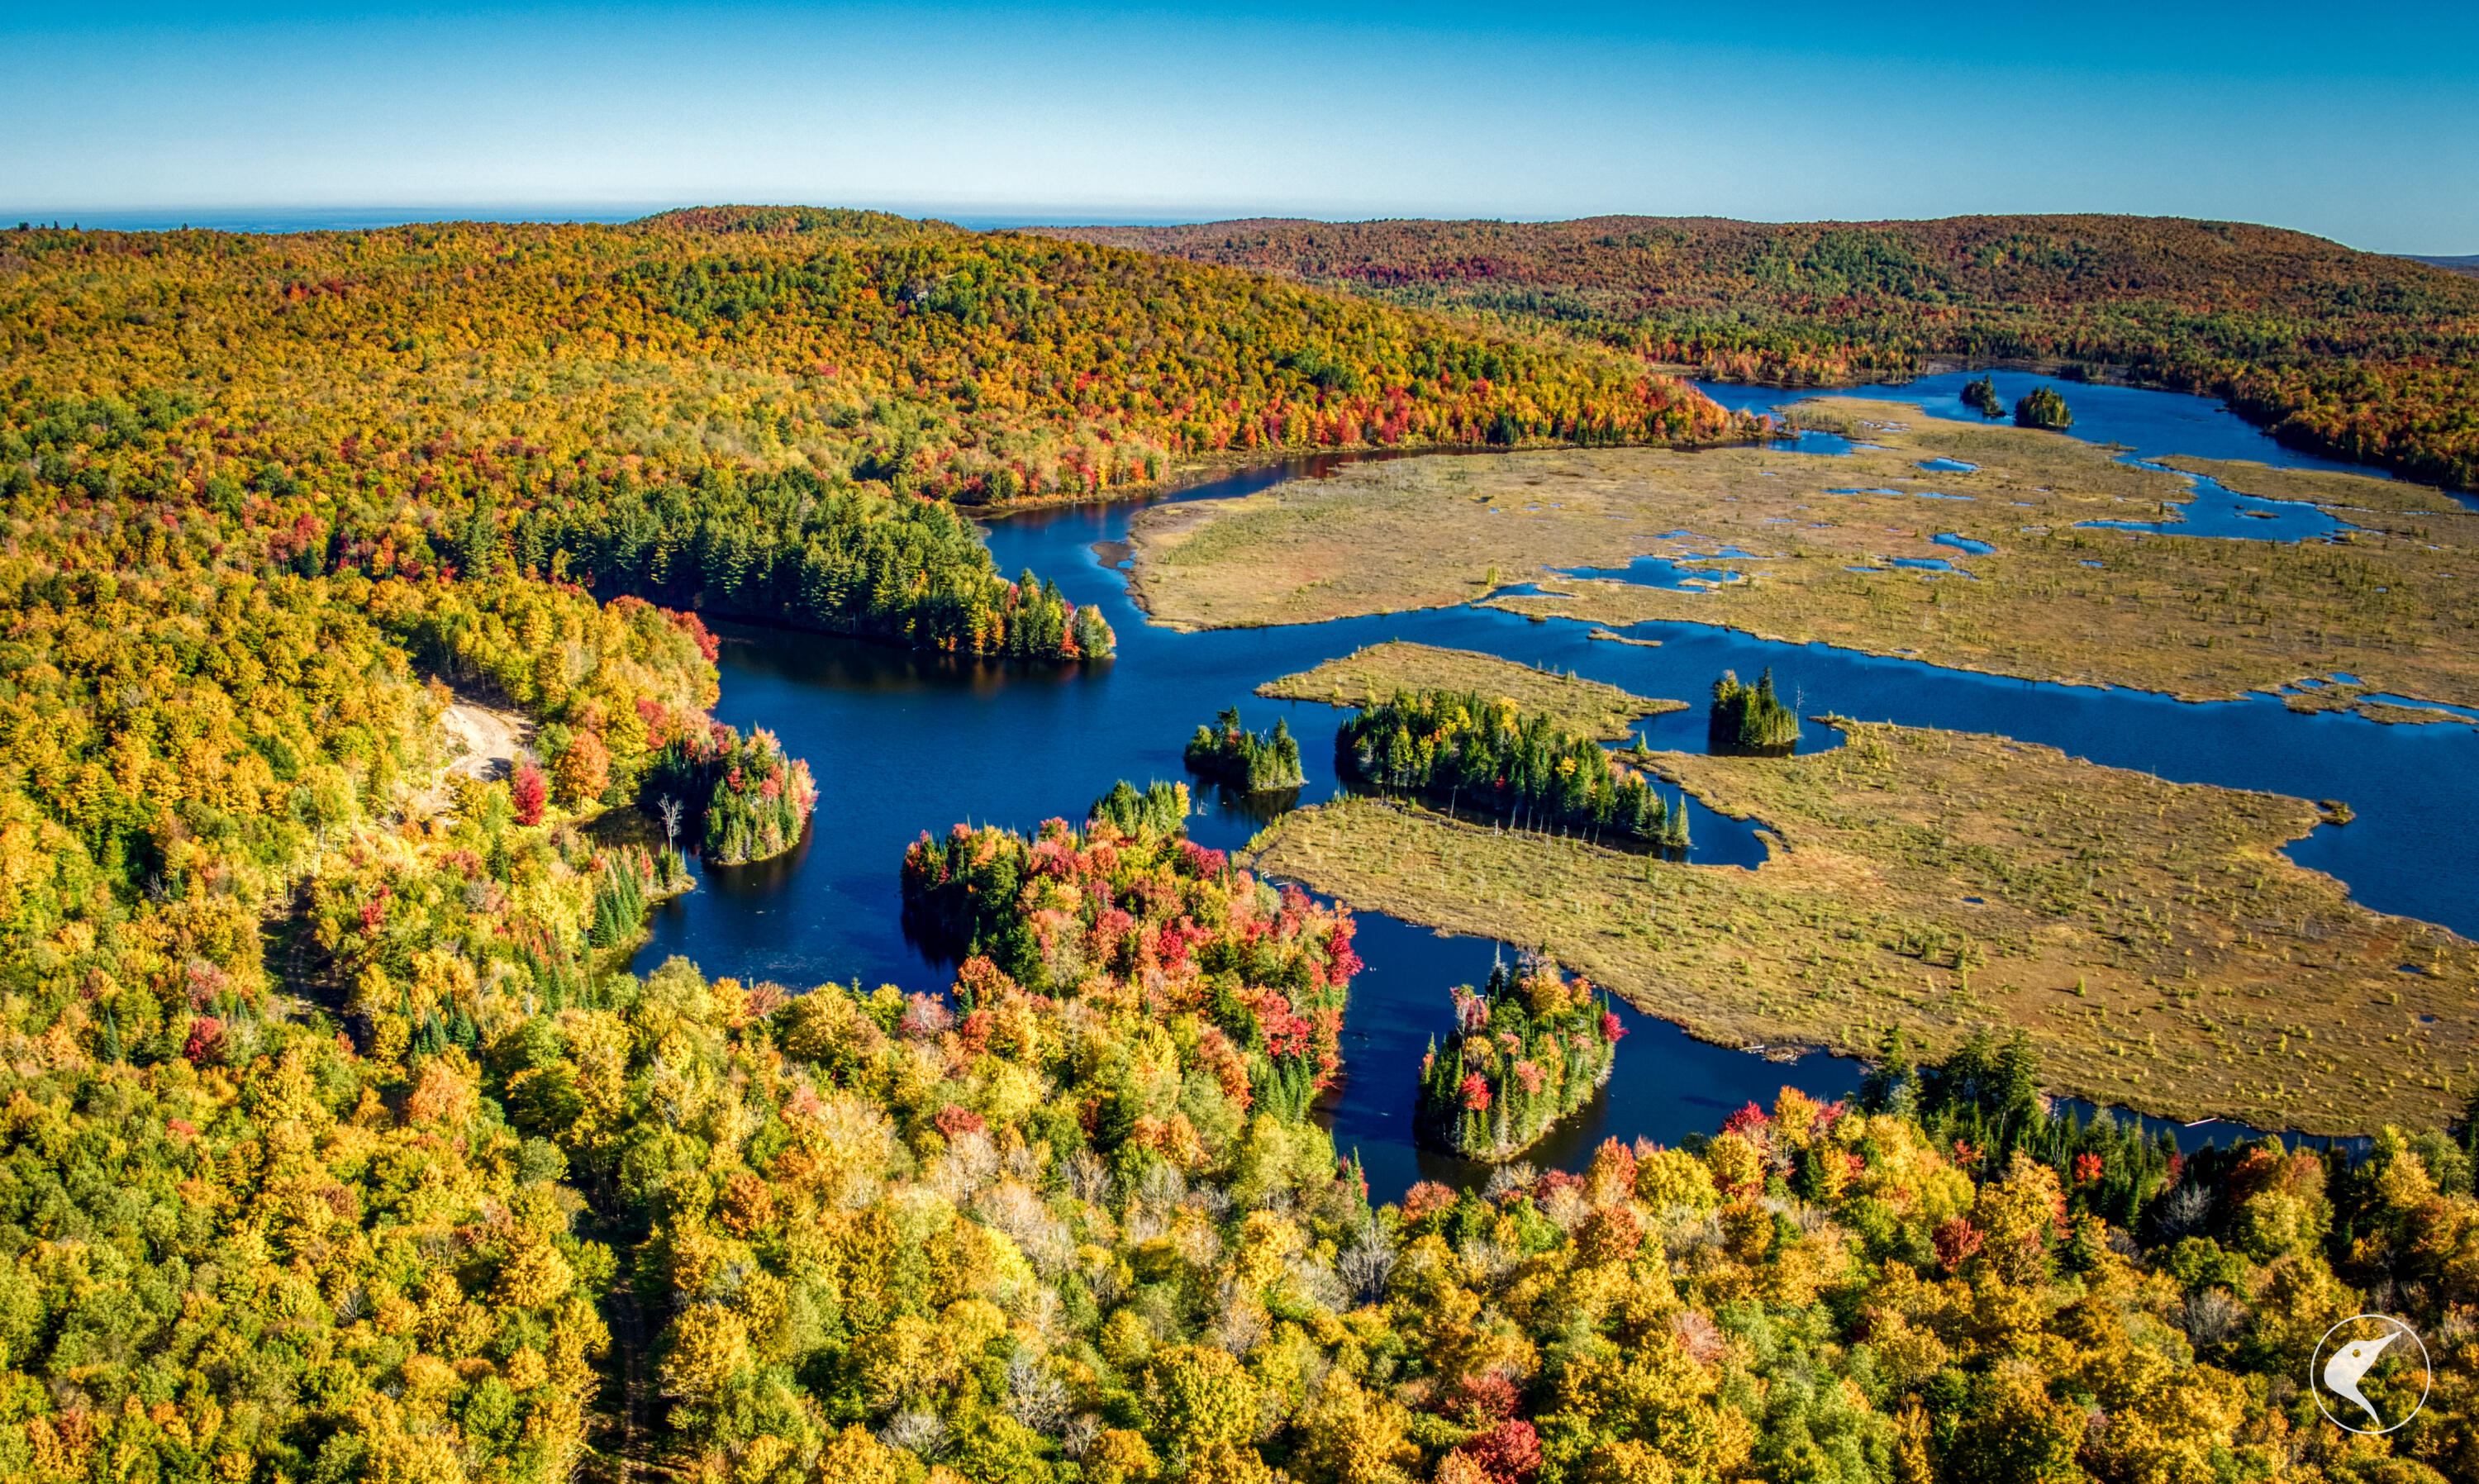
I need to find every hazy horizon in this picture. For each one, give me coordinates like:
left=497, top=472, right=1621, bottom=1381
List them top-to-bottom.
left=6, top=1, right=2474, bottom=256
left=5, top=202, right=2469, bottom=259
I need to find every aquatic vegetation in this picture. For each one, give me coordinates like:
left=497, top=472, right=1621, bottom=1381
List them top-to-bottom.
left=2015, top=383, right=2076, bottom=430
left=1130, top=406, right=2479, bottom=706
left=1709, top=666, right=1802, bottom=750
left=1335, top=687, right=1688, bottom=846
left=1184, top=706, right=1307, bottom=791
left=1416, top=955, right=1622, bottom=1159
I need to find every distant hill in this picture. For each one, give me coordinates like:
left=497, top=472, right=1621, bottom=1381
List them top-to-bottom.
left=0, top=208, right=1738, bottom=516
left=1040, top=215, right=2479, bottom=488
left=2403, top=253, right=2479, bottom=277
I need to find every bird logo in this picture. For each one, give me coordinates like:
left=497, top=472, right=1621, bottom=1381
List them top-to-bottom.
left=2311, top=1316, right=2429, bottom=1434
left=2323, top=1331, right=2396, bottom=1428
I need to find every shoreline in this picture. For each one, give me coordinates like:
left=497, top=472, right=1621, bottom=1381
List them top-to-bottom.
left=1110, top=411, right=2479, bottom=711
left=1242, top=725, right=2478, bottom=1140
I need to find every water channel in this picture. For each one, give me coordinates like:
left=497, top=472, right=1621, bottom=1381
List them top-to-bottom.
left=634, top=372, right=2476, bottom=1199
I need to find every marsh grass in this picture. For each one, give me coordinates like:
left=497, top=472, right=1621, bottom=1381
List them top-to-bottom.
left=1133, top=400, right=2479, bottom=706
left=1254, top=640, right=1683, bottom=739
left=1247, top=720, right=2479, bottom=1135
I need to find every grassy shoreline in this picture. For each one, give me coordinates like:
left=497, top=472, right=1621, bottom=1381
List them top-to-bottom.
left=1128, top=399, right=2479, bottom=708
left=975, top=426, right=1773, bottom=521
left=1255, top=640, right=1685, bottom=738
left=1246, top=718, right=2478, bottom=1135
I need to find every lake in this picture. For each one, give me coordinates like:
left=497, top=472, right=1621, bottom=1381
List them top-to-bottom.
left=634, top=373, right=2469, bottom=1196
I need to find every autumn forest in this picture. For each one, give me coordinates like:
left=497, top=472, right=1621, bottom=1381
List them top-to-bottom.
left=0, top=202, right=2472, bottom=1484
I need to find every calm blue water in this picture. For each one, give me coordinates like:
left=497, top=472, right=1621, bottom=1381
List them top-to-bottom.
left=1698, top=368, right=2479, bottom=519
left=1696, top=369, right=2405, bottom=478
left=633, top=381, right=2478, bottom=1196
left=2077, top=464, right=2353, bottom=542
left=1829, top=487, right=1975, bottom=502
left=1934, top=533, right=1996, bottom=555
left=1549, top=555, right=1748, bottom=590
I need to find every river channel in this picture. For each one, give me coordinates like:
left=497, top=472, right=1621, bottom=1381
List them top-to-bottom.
left=634, top=371, right=2475, bottom=1198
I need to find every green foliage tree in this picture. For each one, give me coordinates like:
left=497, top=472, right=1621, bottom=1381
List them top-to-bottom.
left=2014, top=383, right=2075, bottom=430
left=1708, top=668, right=1801, bottom=751
left=1337, top=689, right=1686, bottom=847
left=1186, top=707, right=1307, bottom=791
left=1090, top=778, right=1191, bottom=838
left=1416, top=956, right=1624, bottom=1159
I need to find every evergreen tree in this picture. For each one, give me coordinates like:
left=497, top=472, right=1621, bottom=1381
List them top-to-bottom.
left=1962, top=374, right=2004, bottom=417
left=2015, top=383, right=2075, bottom=430
left=1709, top=668, right=1801, bottom=751
left=1185, top=707, right=1307, bottom=791
left=1090, top=778, right=1191, bottom=838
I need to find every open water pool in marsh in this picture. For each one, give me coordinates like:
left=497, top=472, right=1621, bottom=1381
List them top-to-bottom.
left=635, top=378, right=2476, bottom=1197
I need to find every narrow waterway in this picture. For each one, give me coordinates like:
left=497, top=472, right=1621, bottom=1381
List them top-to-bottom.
left=636, top=374, right=2473, bottom=1197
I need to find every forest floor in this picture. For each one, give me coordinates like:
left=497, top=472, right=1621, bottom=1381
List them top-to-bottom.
left=1128, top=399, right=2479, bottom=708
left=1256, top=640, right=1685, bottom=739
left=1246, top=706, right=2479, bottom=1135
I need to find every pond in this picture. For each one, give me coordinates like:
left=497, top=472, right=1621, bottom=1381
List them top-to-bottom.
left=635, top=376, right=2477, bottom=1197
left=2077, top=463, right=2352, bottom=542
left=1544, top=555, right=1749, bottom=590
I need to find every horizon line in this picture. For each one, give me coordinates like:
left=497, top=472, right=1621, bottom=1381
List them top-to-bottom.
left=1, top=203, right=2466, bottom=258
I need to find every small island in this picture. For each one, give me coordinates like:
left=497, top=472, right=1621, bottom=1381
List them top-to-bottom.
left=1962, top=373, right=2005, bottom=417
left=2014, top=383, right=2075, bottom=430
left=1709, top=667, right=1801, bottom=753
left=1338, top=687, right=1690, bottom=847
left=1185, top=706, right=1307, bottom=791
left=644, top=722, right=819, bottom=865
left=1416, top=956, right=1622, bottom=1160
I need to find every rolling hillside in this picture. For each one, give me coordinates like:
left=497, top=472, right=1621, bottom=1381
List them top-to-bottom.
left=1044, top=214, right=2479, bottom=488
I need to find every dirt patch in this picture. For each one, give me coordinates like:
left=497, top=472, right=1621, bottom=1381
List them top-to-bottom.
left=440, top=702, right=532, bottom=782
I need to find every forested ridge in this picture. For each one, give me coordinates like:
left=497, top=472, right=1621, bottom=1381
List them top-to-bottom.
left=0, top=207, right=1734, bottom=515
left=1040, top=214, right=2479, bottom=488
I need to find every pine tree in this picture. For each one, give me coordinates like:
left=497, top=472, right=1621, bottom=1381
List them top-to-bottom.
left=2015, top=383, right=2074, bottom=430
left=1709, top=668, right=1801, bottom=750
left=1185, top=707, right=1306, bottom=791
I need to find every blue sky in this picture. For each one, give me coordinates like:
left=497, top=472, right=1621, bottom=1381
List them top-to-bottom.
left=4, top=2, right=2474, bottom=250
